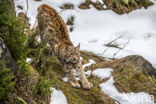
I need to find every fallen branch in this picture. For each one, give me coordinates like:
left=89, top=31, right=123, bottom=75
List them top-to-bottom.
left=102, top=36, right=122, bottom=55
left=105, top=36, right=122, bottom=46
left=112, top=39, right=130, bottom=58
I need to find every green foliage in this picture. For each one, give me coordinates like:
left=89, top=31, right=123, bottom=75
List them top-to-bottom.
left=0, top=0, right=29, bottom=61
left=113, top=0, right=119, bottom=8
left=121, top=0, right=129, bottom=5
left=129, top=0, right=135, bottom=4
left=67, top=16, right=74, bottom=25
left=16, top=59, right=32, bottom=76
left=0, top=67, right=15, bottom=100
left=34, top=76, right=54, bottom=97
left=17, top=97, right=27, bottom=104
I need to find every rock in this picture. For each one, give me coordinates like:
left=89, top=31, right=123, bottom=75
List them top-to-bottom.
left=0, top=38, right=16, bottom=74
left=100, top=55, right=156, bottom=79
left=113, top=55, right=156, bottom=78
left=15, top=66, right=39, bottom=100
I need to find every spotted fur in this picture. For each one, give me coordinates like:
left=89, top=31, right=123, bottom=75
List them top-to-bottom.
left=37, top=4, right=92, bottom=89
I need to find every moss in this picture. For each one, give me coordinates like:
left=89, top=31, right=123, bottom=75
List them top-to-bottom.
left=0, top=0, right=29, bottom=61
left=66, top=16, right=74, bottom=25
left=0, top=67, right=15, bottom=101
left=50, top=71, right=114, bottom=104
left=34, top=75, right=53, bottom=97
left=16, top=97, right=27, bottom=104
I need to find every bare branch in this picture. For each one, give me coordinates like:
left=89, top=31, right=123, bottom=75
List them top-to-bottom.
left=102, top=36, right=122, bottom=55
left=113, top=39, right=130, bottom=58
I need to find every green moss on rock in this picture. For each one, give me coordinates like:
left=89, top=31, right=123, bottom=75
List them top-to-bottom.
left=0, top=67, right=15, bottom=101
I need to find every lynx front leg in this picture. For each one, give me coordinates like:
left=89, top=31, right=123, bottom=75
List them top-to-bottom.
left=76, top=63, right=93, bottom=89
left=63, top=64, right=80, bottom=88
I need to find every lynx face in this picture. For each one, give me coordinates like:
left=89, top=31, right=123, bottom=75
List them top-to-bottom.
left=65, top=44, right=80, bottom=63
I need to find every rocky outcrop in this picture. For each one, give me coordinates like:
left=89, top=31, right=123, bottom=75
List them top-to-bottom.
left=0, top=38, right=16, bottom=74
left=103, top=55, right=156, bottom=78
left=117, top=55, right=156, bottom=78
left=15, top=66, right=39, bottom=103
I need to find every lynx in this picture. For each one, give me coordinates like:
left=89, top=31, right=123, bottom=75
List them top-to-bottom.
left=37, top=4, right=92, bottom=89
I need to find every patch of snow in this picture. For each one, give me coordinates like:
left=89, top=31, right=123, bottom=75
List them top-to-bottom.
left=14, top=0, right=27, bottom=15
left=91, top=0, right=103, bottom=4
left=91, top=0, right=96, bottom=3
left=99, top=0, right=103, bottom=4
left=103, top=5, right=107, bottom=9
left=35, top=35, right=41, bottom=43
left=47, top=43, right=51, bottom=47
left=80, top=57, right=83, bottom=61
left=26, top=58, right=32, bottom=63
left=82, top=59, right=96, bottom=68
left=93, top=68, right=113, bottom=80
left=85, top=70, right=92, bottom=77
left=63, top=77, right=68, bottom=82
left=76, top=77, right=80, bottom=81
left=99, top=77, right=155, bottom=104
left=50, top=88, right=68, bottom=104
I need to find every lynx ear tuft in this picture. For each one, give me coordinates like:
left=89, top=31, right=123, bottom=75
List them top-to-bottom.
left=76, top=43, right=80, bottom=50
left=66, top=45, right=70, bottom=51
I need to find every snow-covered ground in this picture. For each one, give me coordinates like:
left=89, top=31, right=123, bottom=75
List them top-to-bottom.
left=14, top=0, right=156, bottom=68
left=82, top=59, right=96, bottom=68
left=93, top=68, right=155, bottom=104
left=93, top=68, right=113, bottom=80
left=50, top=88, right=68, bottom=104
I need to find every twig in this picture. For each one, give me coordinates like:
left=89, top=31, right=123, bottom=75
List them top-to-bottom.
left=26, top=0, right=29, bottom=16
left=32, top=20, right=37, bottom=30
left=102, top=36, right=122, bottom=55
left=106, top=36, right=122, bottom=46
left=112, top=39, right=130, bottom=58
left=102, top=47, right=110, bottom=55
left=113, top=99, right=121, bottom=104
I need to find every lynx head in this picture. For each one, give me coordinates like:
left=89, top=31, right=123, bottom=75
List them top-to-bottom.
left=65, top=44, right=80, bottom=63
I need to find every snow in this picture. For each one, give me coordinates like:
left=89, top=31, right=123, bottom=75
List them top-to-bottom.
left=14, top=0, right=156, bottom=68
left=91, top=0, right=103, bottom=4
left=35, top=35, right=41, bottom=43
left=26, top=58, right=32, bottom=63
left=82, top=59, right=96, bottom=68
left=93, top=68, right=113, bottom=80
left=93, top=68, right=155, bottom=104
left=85, top=70, right=92, bottom=77
left=63, top=77, right=68, bottom=82
left=100, top=77, right=155, bottom=104
left=50, top=88, right=68, bottom=104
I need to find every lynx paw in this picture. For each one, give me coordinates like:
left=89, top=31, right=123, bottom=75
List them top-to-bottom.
left=69, top=81, right=81, bottom=88
left=82, top=82, right=93, bottom=89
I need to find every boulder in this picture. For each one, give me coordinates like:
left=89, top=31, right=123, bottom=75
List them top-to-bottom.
left=0, top=38, right=16, bottom=74
left=112, top=55, right=156, bottom=78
